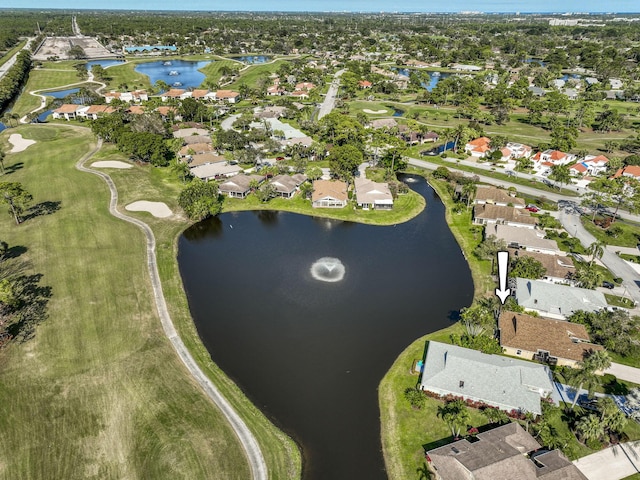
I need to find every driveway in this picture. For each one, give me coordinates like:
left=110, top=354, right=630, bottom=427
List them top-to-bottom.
left=607, top=363, right=640, bottom=384
left=574, top=441, right=640, bottom=480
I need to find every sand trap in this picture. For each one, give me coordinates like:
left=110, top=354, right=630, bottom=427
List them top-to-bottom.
left=363, top=109, right=388, bottom=114
left=8, top=134, right=36, bottom=153
left=91, top=161, right=133, bottom=169
left=125, top=201, right=173, bottom=218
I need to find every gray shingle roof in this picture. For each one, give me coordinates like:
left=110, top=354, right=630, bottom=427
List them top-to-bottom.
left=514, top=278, right=608, bottom=319
left=420, top=341, right=553, bottom=415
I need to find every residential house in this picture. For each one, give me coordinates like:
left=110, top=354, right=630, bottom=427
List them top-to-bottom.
left=450, top=63, right=482, bottom=72
left=610, top=78, right=623, bottom=90
left=358, top=80, right=372, bottom=89
left=294, top=82, right=315, bottom=92
left=266, top=85, right=286, bottom=96
left=528, top=86, right=546, bottom=97
left=160, top=88, right=186, bottom=102
left=565, top=88, right=579, bottom=100
left=190, top=89, right=209, bottom=100
left=104, top=90, right=148, bottom=103
left=214, top=90, right=241, bottom=103
left=52, top=104, right=83, bottom=120
left=79, top=104, right=115, bottom=120
left=126, top=105, right=145, bottom=115
left=155, top=106, right=181, bottom=121
left=370, top=118, right=398, bottom=130
left=172, top=127, right=209, bottom=139
left=182, top=135, right=212, bottom=145
left=465, top=137, right=491, bottom=158
left=179, top=143, right=214, bottom=157
left=503, top=143, right=532, bottom=160
left=534, top=149, right=575, bottom=166
left=187, top=153, right=226, bottom=168
left=570, top=155, right=609, bottom=176
left=190, top=163, right=242, bottom=181
left=613, top=165, right=640, bottom=180
left=219, top=174, right=263, bottom=198
left=270, top=174, right=307, bottom=198
left=354, top=177, right=393, bottom=210
left=311, top=180, right=348, bottom=208
left=474, top=186, right=525, bottom=208
left=473, top=204, right=537, bottom=228
left=489, top=224, right=560, bottom=255
left=507, top=248, right=575, bottom=284
left=513, top=278, right=608, bottom=320
left=498, top=311, right=603, bottom=368
left=419, top=341, right=553, bottom=416
left=427, top=423, right=587, bottom=480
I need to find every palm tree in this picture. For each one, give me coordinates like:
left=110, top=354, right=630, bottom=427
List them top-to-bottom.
left=461, top=182, right=477, bottom=209
left=588, top=240, right=606, bottom=267
left=567, top=350, right=612, bottom=409
left=437, top=399, right=470, bottom=439
left=481, top=407, right=508, bottom=425
left=575, top=414, right=605, bottom=444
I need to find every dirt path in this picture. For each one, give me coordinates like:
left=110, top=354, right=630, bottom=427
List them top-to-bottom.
left=75, top=136, right=268, bottom=480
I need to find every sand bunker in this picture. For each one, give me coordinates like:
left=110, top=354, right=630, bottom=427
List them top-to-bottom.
left=362, top=109, right=388, bottom=114
left=8, top=134, right=36, bottom=153
left=91, top=161, right=133, bottom=169
left=125, top=201, right=173, bottom=218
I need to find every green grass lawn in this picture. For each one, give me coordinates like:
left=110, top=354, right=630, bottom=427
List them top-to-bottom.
left=0, top=39, right=26, bottom=68
left=227, top=60, right=287, bottom=89
left=104, top=62, right=153, bottom=92
left=11, top=69, right=87, bottom=117
left=0, top=125, right=300, bottom=479
left=221, top=188, right=425, bottom=225
left=581, top=216, right=640, bottom=248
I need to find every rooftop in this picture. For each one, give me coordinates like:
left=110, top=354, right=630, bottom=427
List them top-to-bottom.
left=514, top=278, right=608, bottom=318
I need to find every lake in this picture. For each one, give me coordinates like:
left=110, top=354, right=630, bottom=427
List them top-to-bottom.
left=230, top=55, right=270, bottom=64
left=85, top=59, right=126, bottom=70
left=134, top=60, right=211, bottom=88
left=393, top=68, right=451, bottom=91
left=177, top=175, right=474, bottom=480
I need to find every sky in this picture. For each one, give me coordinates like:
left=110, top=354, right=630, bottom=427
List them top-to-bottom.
left=2, top=0, right=639, bottom=13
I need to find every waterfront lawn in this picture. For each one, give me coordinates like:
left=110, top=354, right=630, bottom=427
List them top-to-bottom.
left=104, top=62, right=153, bottom=91
left=11, top=69, right=86, bottom=117
left=0, top=125, right=292, bottom=479
left=221, top=188, right=425, bottom=226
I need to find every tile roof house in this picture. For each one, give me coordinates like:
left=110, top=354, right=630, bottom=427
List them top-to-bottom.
left=358, top=80, right=372, bottom=88
left=294, top=82, right=315, bottom=91
left=160, top=88, right=186, bottom=101
left=190, top=89, right=209, bottom=100
left=214, top=90, right=241, bottom=103
left=52, top=104, right=83, bottom=120
left=79, top=104, right=116, bottom=120
left=126, top=105, right=145, bottom=115
left=370, top=118, right=398, bottom=130
left=172, top=127, right=209, bottom=138
left=182, top=134, right=212, bottom=145
left=465, top=137, right=492, bottom=158
left=505, top=142, right=533, bottom=159
left=179, top=143, right=214, bottom=157
left=187, top=153, right=226, bottom=168
left=570, top=155, right=609, bottom=176
left=190, top=163, right=242, bottom=180
left=613, top=165, right=640, bottom=180
left=219, top=174, right=264, bottom=198
left=269, top=174, right=307, bottom=198
left=354, top=177, right=393, bottom=210
left=311, top=180, right=348, bottom=208
left=474, top=186, right=525, bottom=208
left=473, top=204, right=537, bottom=228
left=488, top=224, right=561, bottom=256
left=507, top=248, right=575, bottom=285
left=513, top=278, right=608, bottom=320
left=498, top=311, right=603, bottom=368
left=420, top=341, right=553, bottom=415
left=427, top=422, right=587, bottom=480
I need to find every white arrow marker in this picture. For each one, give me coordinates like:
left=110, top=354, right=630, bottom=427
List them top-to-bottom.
left=495, top=250, right=511, bottom=305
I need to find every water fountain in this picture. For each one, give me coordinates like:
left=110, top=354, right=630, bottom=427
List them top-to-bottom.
left=310, top=257, right=345, bottom=282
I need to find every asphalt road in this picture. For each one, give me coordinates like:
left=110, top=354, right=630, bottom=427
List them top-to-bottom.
left=0, top=37, right=34, bottom=82
left=317, top=69, right=344, bottom=120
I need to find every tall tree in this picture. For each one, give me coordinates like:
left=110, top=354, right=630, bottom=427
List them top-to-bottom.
left=549, top=163, right=572, bottom=192
left=177, top=178, right=222, bottom=221
left=0, top=182, right=33, bottom=225
left=437, top=399, right=471, bottom=439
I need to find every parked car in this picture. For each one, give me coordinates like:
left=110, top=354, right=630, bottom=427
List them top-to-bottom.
left=525, top=205, right=540, bottom=212
left=602, top=281, right=615, bottom=289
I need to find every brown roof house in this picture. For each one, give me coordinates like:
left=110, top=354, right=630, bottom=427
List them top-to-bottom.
left=52, top=104, right=82, bottom=120
left=182, top=134, right=212, bottom=145
left=179, top=143, right=214, bottom=158
left=187, top=153, right=226, bottom=168
left=269, top=173, right=307, bottom=198
left=219, top=174, right=264, bottom=198
left=354, top=177, right=393, bottom=210
left=311, top=180, right=348, bottom=208
left=474, top=186, right=525, bottom=208
left=473, top=204, right=537, bottom=229
left=488, top=224, right=561, bottom=256
left=507, top=248, right=575, bottom=285
left=499, top=311, right=603, bottom=368
left=427, top=422, right=588, bottom=480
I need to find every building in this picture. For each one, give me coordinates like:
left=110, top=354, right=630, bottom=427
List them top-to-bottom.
left=160, top=88, right=186, bottom=101
left=214, top=90, right=241, bottom=103
left=52, top=104, right=82, bottom=120
left=79, top=104, right=115, bottom=120
left=172, top=128, right=209, bottom=139
left=182, top=135, right=212, bottom=145
left=465, top=137, right=491, bottom=158
left=187, top=153, right=226, bottom=168
left=569, top=155, right=609, bottom=176
left=190, top=163, right=242, bottom=181
left=613, top=165, right=640, bottom=180
left=218, top=174, right=263, bottom=198
left=269, top=174, right=307, bottom=198
left=354, top=177, right=393, bottom=210
left=311, top=180, right=348, bottom=208
left=474, top=186, right=525, bottom=208
left=473, top=205, right=537, bottom=228
left=489, top=224, right=561, bottom=256
left=507, top=248, right=575, bottom=285
left=513, top=278, right=608, bottom=320
left=498, top=311, right=603, bottom=368
left=420, top=341, right=553, bottom=416
left=427, top=422, right=587, bottom=480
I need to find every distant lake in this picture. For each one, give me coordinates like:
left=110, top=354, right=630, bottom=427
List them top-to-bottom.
left=230, top=55, right=270, bottom=64
left=134, top=60, right=211, bottom=88
left=393, top=68, right=451, bottom=91
left=177, top=174, right=474, bottom=480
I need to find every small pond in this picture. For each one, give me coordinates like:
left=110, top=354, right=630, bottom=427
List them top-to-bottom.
left=230, top=55, right=270, bottom=64
left=85, top=59, right=126, bottom=70
left=134, top=60, right=211, bottom=88
left=393, top=68, right=451, bottom=91
left=42, top=88, right=80, bottom=99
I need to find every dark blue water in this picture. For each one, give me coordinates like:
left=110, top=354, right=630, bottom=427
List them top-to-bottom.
left=230, top=55, right=270, bottom=64
left=524, top=58, right=547, bottom=67
left=86, top=59, right=125, bottom=70
left=134, top=60, right=211, bottom=88
left=392, top=68, right=450, bottom=91
left=560, top=73, right=582, bottom=81
left=43, top=88, right=80, bottom=99
left=392, top=108, right=404, bottom=117
left=36, top=110, right=52, bottom=122
left=0, top=122, right=6, bottom=132
left=437, top=141, right=456, bottom=153
left=178, top=175, right=474, bottom=480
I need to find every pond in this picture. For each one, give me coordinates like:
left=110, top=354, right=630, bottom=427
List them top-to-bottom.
left=230, top=55, right=270, bottom=64
left=134, top=60, right=211, bottom=89
left=393, top=68, right=451, bottom=91
left=42, top=88, right=80, bottom=99
left=177, top=175, right=474, bottom=480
